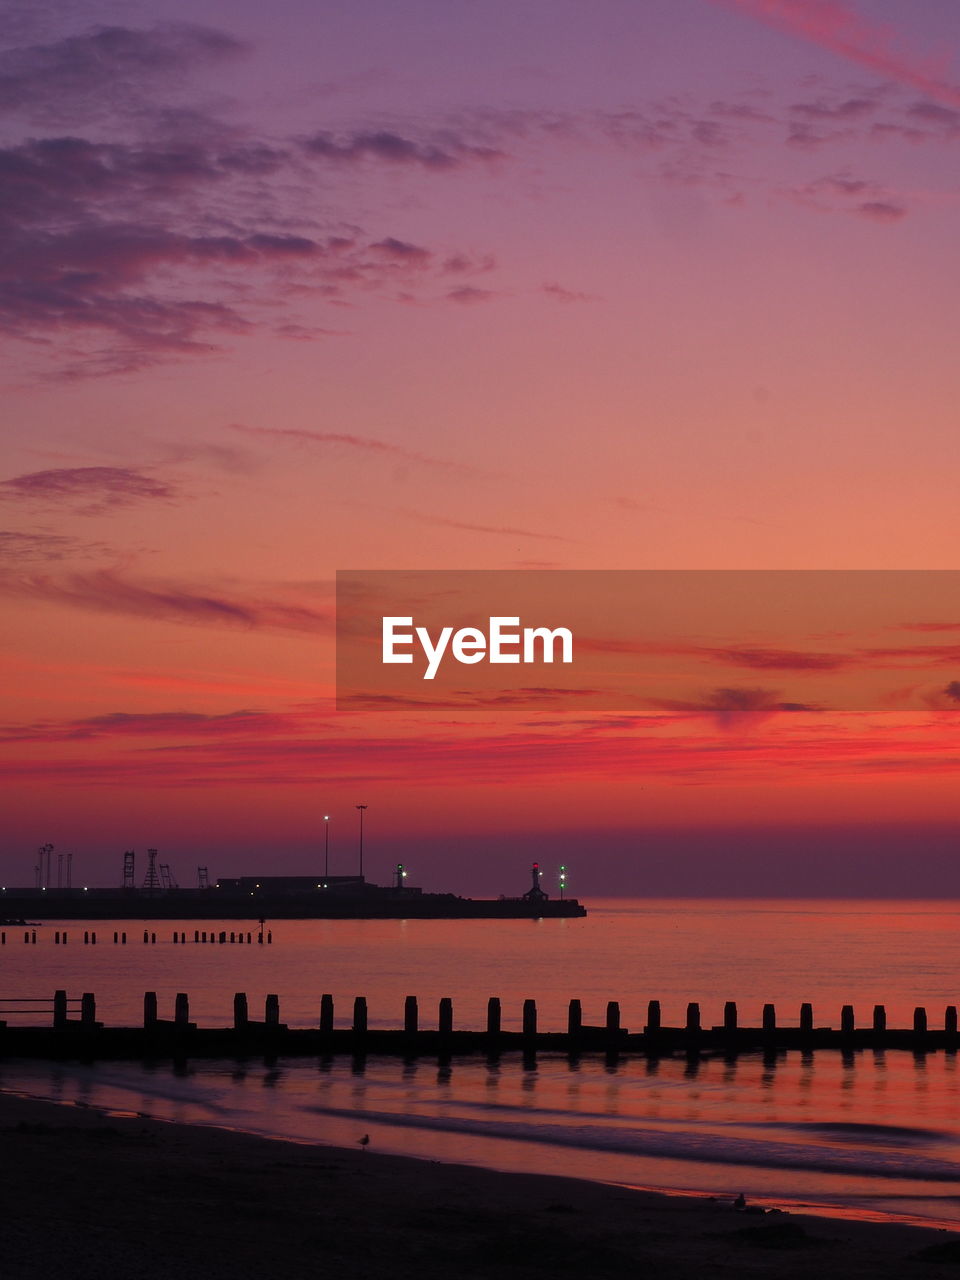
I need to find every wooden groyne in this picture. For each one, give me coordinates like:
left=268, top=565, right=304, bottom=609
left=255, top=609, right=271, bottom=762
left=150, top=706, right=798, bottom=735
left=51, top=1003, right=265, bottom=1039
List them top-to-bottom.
left=1, top=929, right=272, bottom=945
left=1, top=993, right=959, bottom=1059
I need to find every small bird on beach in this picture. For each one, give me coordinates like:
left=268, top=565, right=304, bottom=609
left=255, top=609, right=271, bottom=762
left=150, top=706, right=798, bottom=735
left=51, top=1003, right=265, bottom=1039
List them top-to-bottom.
left=358, top=1134, right=370, bottom=1150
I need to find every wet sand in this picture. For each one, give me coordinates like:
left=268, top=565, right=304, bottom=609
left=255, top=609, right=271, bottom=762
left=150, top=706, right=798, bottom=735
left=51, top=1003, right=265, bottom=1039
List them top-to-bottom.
left=1, top=1089, right=957, bottom=1279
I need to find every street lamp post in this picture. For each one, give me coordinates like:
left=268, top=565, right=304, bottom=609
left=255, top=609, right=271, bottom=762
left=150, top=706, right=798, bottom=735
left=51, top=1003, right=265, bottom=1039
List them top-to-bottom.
left=356, top=804, right=367, bottom=879
left=324, top=815, right=330, bottom=880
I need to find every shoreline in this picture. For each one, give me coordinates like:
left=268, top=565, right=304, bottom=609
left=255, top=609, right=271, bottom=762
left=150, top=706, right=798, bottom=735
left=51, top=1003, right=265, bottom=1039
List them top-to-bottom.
left=2, top=1088, right=958, bottom=1278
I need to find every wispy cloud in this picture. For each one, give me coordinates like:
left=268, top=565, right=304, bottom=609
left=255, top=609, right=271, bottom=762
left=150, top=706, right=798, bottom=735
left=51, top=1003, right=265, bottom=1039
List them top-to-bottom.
left=710, top=0, right=960, bottom=110
left=228, top=423, right=476, bottom=474
left=401, top=510, right=573, bottom=542
left=0, top=569, right=333, bottom=633
left=0, top=707, right=296, bottom=744
left=2, top=712, right=957, bottom=790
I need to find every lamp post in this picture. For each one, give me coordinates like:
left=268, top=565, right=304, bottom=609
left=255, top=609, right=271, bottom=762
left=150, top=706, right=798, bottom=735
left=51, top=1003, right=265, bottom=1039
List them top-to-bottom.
left=356, top=804, right=367, bottom=879
left=324, top=815, right=330, bottom=880
left=559, top=864, right=567, bottom=900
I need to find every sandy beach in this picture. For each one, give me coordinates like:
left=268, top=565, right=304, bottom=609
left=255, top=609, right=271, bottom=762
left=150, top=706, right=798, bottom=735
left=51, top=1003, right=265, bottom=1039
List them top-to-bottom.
left=2, top=1089, right=958, bottom=1279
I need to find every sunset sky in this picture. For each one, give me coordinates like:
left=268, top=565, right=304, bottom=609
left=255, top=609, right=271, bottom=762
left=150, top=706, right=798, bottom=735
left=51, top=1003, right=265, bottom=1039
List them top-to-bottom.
left=3, top=0, right=960, bottom=897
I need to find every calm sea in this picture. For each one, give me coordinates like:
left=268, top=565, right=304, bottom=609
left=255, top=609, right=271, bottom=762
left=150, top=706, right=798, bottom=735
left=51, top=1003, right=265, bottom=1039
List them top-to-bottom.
left=3, top=898, right=960, bottom=1230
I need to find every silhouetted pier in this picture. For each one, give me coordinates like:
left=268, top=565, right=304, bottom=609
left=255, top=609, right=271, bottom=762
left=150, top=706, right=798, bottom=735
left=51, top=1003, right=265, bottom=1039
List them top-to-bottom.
left=1, top=994, right=959, bottom=1059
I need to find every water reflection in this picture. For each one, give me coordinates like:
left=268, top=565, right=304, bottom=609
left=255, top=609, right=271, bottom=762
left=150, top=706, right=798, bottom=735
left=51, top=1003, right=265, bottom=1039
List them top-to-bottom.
left=7, top=1044, right=960, bottom=1232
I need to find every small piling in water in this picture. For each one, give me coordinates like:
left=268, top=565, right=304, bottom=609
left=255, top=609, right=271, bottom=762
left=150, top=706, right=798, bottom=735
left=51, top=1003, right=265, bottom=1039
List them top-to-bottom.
left=234, top=993, right=248, bottom=1030
left=320, top=994, right=334, bottom=1034
left=353, top=996, right=367, bottom=1036
left=487, top=997, right=501, bottom=1037
left=438, top=998, right=453, bottom=1036
left=567, top=998, right=582, bottom=1039
left=522, top=999, right=537, bottom=1038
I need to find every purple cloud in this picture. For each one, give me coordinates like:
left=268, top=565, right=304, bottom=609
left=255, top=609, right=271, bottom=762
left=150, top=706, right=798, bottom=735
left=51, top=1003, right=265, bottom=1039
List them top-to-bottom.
left=0, top=23, right=247, bottom=122
left=302, top=130, right=502, bottom=169
left=857, top=199, right=907, bottom=221
left=446, top=285, right=497, bottom=304
left=0, top=466, right=175, bottom=511
left=0, top=530, right=104, bottom=562
left=0, top=569, right=333, bottom=633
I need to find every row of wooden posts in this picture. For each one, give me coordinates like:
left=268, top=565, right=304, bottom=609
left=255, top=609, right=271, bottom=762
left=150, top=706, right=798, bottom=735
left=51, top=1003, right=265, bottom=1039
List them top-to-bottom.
left=2, top=930, right=272, bottom=946
left=17, top=992, right=960, bottom=1038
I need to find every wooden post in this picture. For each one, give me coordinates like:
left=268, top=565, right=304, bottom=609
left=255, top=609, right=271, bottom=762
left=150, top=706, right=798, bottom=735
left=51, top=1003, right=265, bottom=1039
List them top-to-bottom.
left=143, top=930, right=149, bottom=944
left=84, top=931, right=89, bottom=945
left=113, top=932, right=118, bottom=944
left=121, top=932, right=126, bottom=945
left=53, top=989, right=67, bottom=1030
left=144, top=991, right=158, bottom=1029
left=234, top=992, right=249, bottom=1030
left=80, top=993, right=96, bottom=1029
left=175, top=993, right=189, bottom=1028
left=265, top=994, right=280, bottom=1028
left=320, top=994, right=334, bottom=1033
left=353, top=996, right=367, bottom=1035
left=404, top=996, right=418, bottom=1034
left=438, top=997, right=453, bottom=1035
left=486, top=997, right=501, bottom=1036
left=567, top=998, right=582, bottom=1037
left=522, top=999, right=537, bottom=1038
left=646, top=999, right=661, bottom=1035
left=606, top=1001, right=621, bottom=1035
left=723, top=1001, right=737, bottom=1033
left=686, top=1002, right=701, bottom=1033
left=799, top=1003, right=813, bottom=1034
left=762, top=1004, right=776, bottom=1034
left=841, top=1005, right=855, bottom=1034
left=873, top=1005, right=886, bottom=1033
left=946, top=1006, right=958, bottom=1037
left=914, top=1007, right=927, bottom=1035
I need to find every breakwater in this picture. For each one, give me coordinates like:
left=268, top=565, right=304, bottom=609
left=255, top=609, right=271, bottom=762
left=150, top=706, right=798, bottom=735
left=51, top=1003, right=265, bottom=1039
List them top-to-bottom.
left=1, top=992, right=958, bottom=1059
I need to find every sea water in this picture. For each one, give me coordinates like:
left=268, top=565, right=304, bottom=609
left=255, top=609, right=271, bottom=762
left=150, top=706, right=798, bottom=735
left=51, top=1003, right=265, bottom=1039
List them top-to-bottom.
left=2, top=899, right=960, bottom=1229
